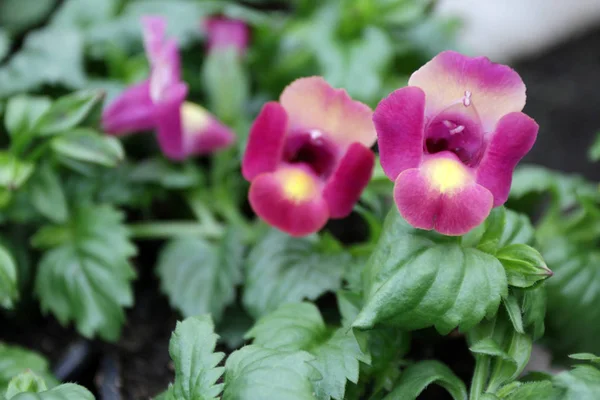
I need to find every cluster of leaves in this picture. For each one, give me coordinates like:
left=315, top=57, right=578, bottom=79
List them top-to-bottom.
left=0, top=0, right=599, bottom=399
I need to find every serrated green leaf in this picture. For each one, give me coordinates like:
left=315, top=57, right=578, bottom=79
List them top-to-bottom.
left=34, top=90, right=104, bottom=136
left=4, top=95, right=51, bottom=138
left=51, top=128, right=124, bottom=167
left=0, top=153, right=34, bottom=190
left=27, top=163, right=68, bottom=223
left=34, top=204, right=136, bottom=341
left=353, top=208, right=507, bottom=334
left=157, top=229, right=244, bottom=322
left=243, top=229, right=348, bottom=318
left=542, top=237, right=600, bottom=356
left=0, top=244, right=18, bottom=308
left=497, top=244, right=552, bottom=288
left=246, top=302, right=369, bottom=400
left=245, top=303, right=326, bottom=351
left=169, top=315, right=225, bottom=400
left=0, top=344, right=57, bottom=393
left=223, top=345, right=315, bottom=400
left=384, top=360, right=467, bottom=400
left=551, top=365, right=600, bottom=399
left=5, top=371, right=47, bottom=398
left=8, top=383, right=94, bottom=400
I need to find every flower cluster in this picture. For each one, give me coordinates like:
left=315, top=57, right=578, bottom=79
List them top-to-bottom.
left=102, top=16, right=235, bottom=161
left=243, top=52, right=537, bottom=237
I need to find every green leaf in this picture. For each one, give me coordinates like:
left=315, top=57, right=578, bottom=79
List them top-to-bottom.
left=0, top=0, right=56, bottom=35
left=0, top=28, right=86, bottom=98
left=0, top=30, right=9, bottom=62
left=34, top=90, right=105, bottom=136
left=4, top=95, right=51, bottom=138
left=51, top=128, right=124, bottom=167
left=588, top=132, right=600, bottom=162
left=0, top=152, right=34, bottom=190
left=129, top=158, right=202, bottom=189
left=27, top=163, right=68, bottom=223
left=34, top=204, right=136, bottom=341
left=353, top=208, right=507, bottom=334
left=462, top=208, right=534, bottom=254
left=157, top=228, right=244, bottom=322
left=243, top=229, right=348, bottom=318
left=542, top=238, right=600, bottom=356
left=0, top=244, right=18, bottom=308
left=496, top=244, right=552, bottom=288
left=520, top=285, right=546, bottom=340
left=503, top=295, right=524, bottom=334
left=245, top=302, right=369, bottom=400
left=245, top=303, right=325, bottom=351
left=217, top=305, right=254, bottom=349
left=469, top=311, right=532, bottom=392
left=169, top=315, right=225, bottom=400
left=0, top=344, right=57, bottom=393
left=223, top=345, right=315, bottom=400
left=569, top=353, right=600, bottom=363
left=383, top=360, right=467, bottom=400
left=551, top=365, right=600, bottom=399
left=5, top=371, right=47, bottom=398
left=500, top=381, right=556, bottom=400
left=8, top=383, right=94, bottom=400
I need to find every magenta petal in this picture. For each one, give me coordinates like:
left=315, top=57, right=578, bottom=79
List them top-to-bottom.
left=141, top=16, right=167, bottom=64
left=204, top=17, right=249, bottom=56
left=409, top=50, right=526, bottom=131
left=102, top=80, right=155, bottom=135
left=154, top=83, right=188, bottom=160
left=374, top=86, right=426, bottom=180
left=242, top=102, right=288, bottom=181
left=476, top=112, right=539, bottom=206
left=186, top=117, right=235, bottom=154
left=323, top=143, right=375, bottom=218
left=394, top=167, right=493, bottom=236
left=249, top=168, right=329, bottom=237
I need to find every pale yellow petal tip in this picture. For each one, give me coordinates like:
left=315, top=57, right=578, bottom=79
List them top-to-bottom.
left=181, top=101, right=210, bottom=134
left=423, top=157, right=472, bottom=193
left=277, top=168, right=318, bottom=202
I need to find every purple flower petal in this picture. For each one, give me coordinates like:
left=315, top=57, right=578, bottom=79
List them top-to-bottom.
left=141, top=16, right=167, bottom=63
left=204, top=17, right=249, bottom=56
left=409, top=50, right=526, bottom=132
left=280, top=77, right=376, bottom=148
left=102, top=80, right=155, bottom=135
left=153, top=82, right=188, bottom=160
left=374, top=86, right=426, bottom=180
left=181, top=102, right=235, bottom=154
left=242, top=102, right=288, bottom=181
left=476, top=112, right=539, bottom=206
left=323, top=143, right=375, bottom=218
left=393, top=155, right=493, bottom=235
left=248, top=166, right=329, bottom=237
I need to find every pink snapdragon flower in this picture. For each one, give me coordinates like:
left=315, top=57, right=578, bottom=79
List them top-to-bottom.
left=102, top=16, right=234, bottom=160
left=204, top=17, right=249, bottom=56
left=374, top=51, right=538, bottom=235
left=242, top=77, right=377, bottom=237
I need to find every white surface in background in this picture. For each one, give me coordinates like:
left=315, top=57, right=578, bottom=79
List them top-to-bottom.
left=436, top=0, right=600, bottom=61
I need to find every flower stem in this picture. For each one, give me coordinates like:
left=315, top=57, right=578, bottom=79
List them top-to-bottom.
left=128, top=221, right=224, bottom=240
left=470, top=355, right=490, bottom=400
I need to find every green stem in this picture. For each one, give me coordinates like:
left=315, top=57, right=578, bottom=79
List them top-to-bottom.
left=128, top=221, right=224, bottom=240
left=470, top=355, right=490, bottom=400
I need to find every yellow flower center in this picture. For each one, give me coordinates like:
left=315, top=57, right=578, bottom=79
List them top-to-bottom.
left=181, top=102, right=210, bottom=135
left=423, top=157, right=471, bottom=193
left=279, top=169, right=317, bottom=202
